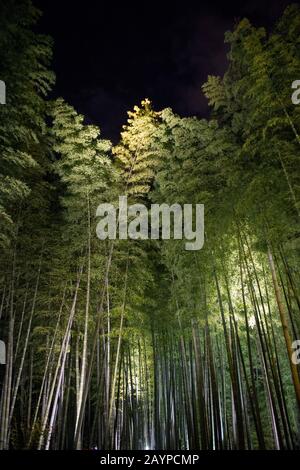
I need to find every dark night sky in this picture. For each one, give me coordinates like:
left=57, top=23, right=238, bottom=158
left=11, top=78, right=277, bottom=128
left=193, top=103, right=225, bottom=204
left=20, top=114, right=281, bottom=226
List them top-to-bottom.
left=35, top=0, right=297, bottom=141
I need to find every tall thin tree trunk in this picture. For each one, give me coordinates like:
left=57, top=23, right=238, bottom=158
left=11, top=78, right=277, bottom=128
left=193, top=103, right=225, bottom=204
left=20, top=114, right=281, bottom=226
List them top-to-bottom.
left=267, top=246, right=300, bottom=408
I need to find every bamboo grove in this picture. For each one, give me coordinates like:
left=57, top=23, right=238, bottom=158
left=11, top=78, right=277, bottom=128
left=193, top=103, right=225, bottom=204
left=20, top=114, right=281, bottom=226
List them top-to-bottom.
left=1, top=0, right=300, bottom=450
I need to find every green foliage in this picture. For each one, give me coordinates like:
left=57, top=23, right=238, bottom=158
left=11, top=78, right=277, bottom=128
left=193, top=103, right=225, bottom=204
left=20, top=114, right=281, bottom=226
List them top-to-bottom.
left=0, top=0, right=55, bottom=248
left=1, top=3, right=300, bottom=450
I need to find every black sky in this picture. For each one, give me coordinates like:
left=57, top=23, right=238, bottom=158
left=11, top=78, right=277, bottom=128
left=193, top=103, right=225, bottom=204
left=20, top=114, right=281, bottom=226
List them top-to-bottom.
left=35, top=0, right=297, bottom=141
